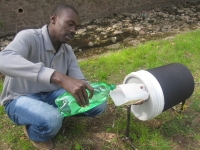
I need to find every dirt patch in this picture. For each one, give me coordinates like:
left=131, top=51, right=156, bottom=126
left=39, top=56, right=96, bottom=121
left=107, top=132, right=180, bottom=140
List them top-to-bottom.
left=55, top=104, right=128, bottom=150
left=192, top=114, right=200, bottom=125
left=172, top=134, right=199, bottom=150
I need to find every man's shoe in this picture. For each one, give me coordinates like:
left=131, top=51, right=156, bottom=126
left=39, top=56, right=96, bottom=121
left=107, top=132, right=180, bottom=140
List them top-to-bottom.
left=23, top=126, right=54, bottom=150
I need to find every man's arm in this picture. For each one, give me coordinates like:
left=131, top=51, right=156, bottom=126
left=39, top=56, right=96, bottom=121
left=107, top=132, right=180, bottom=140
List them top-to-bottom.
left=0, top=31, right=55, bottom=84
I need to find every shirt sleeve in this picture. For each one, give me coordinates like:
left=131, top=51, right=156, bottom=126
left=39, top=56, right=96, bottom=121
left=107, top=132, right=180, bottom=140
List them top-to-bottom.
left=0, top=30, right=55, bottom=84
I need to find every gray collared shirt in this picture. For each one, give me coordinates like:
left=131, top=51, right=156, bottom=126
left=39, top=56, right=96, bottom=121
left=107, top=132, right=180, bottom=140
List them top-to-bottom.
left=0, top=25, right=86, bottom=105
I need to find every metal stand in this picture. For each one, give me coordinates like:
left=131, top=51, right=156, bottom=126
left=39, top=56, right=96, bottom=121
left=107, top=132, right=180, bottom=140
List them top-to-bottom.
left=122, top=105, right=138, bottom=150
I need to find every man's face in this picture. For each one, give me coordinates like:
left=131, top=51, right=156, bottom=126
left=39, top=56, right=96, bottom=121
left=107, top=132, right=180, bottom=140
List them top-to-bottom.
left=53, top=9, right=79, bottom=43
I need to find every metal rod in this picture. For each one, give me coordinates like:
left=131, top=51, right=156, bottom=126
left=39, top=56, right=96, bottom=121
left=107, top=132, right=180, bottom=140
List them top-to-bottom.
left=123, top=105, right=138, bottom=150
left=125, top=105, right=131, bottom=138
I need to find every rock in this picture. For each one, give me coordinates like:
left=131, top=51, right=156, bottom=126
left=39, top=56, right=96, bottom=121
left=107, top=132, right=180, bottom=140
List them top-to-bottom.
left=172, top=6, right=177, bottom=10
left=177, top=9, right=184, bottom=13
left=122, top=13, right=132, bottom=17
left=130, top=13, right=138, bottom=19
left=81, top=20, right=91, bottom=26
left=112, top=22, right=123, bottom=29
left=112, top=24, right=118, bottom=29
left=87, top=25, right=97, bottom=30
left=134, top=26, right=142, bottom=31
left=154, top=26, right=161, bottom=32
left=106, top=27, right=112, bottom=31
left=127, top=27, right=134, bottom=31
left=76, top=28, right=87, bottom=35
left=96, top=28, right=103, bottom=32
left=113, top=30, right=123, bottom=35
left=139, top=30, right=146, bottom=35
left=87, top=31, right=95, bottom=34
left=81, top=32, right=86, bottom=36
left=101, top=32, right=107, bottom=35
left=74, top=34, right=81, bottom=38
left=7, top=36, right=14, bottom=41
left=164, top=36, right=175, bottom=41
left=96, top=37, right=100, bottom=41
left=111, top=37, right=117, bottom=43
left=123, top=37, right=134, bottom=42
left=101, top=39, right=109, bottom=44
left=0, top=40, right=9, bottom=47
left=128, top=40, right=140, bottom=47
left=88, top=41, right=94, bottom=47
left=106, top=43, right=121, bottom=49
left=0, top=47, right=5, bottom=51
left=73, top=47, right=79, bottom=52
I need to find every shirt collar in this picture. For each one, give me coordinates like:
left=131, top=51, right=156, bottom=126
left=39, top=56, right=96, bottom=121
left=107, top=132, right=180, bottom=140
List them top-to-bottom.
left=42, top=25, right=55, bottom=51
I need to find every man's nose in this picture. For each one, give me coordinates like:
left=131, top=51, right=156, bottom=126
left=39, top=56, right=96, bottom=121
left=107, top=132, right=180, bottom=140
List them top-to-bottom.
left=70, top=26, right=76, bottom=34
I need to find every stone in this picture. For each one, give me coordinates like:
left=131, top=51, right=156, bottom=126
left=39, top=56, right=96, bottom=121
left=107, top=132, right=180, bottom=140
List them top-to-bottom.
left=177, top=9, right=184, bottom=13
left=112, top=24, right=118, bottom=29
left=86, top=26, right=93, bottom=30
left=134, top=26, right=142, bottom=31
left=106, top=27, right=112, bottom=31
left=96, top=28, right=103, bottom=32
left=76, top=29, right=87, bottom=35
left=113, top=30, right=123, bottom=35
left=139, top=30, right=145, bottom=35
left=87, top=31, right=95, bottom=34
left=101, top=32, right=107, bottom=35
left=74, top=34, right=81, bottom=38
left=7, top=35, right=14, bottom=41
left=96, top=37, right=100, bottom=41
left=111, top=37, right=117, bottom=43
left=123, top=37, right=134, bottom=42
left=101, top=39, right=108, bottom=44
left=0, top=40, right=9, bottom=47
left=128, top=40, right=140, bottom=47
left=88, top=41, right=94, bottom=47
left=106, top=43, right=121, bottom=49
left=0, top=47, right=4, bottom=50
left=73, top=47, right=79, bottom=52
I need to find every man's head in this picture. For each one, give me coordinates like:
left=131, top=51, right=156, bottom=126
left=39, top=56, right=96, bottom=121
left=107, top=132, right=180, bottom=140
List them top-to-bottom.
left=48, top=3, right=79, bottom=44
left=51, top=3, right=79, bottom=17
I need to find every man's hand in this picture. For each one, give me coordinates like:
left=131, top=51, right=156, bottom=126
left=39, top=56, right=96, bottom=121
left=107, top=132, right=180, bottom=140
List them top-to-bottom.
left=50, top=71, right=94, bottom=107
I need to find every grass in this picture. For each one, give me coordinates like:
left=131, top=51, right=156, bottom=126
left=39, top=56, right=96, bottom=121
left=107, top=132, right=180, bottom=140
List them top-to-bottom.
left=0, top=29, right=200, bottom=149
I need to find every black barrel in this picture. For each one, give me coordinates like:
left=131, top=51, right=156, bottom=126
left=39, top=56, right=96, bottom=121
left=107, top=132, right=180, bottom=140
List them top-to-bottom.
left=147, top=63, right=194, bottom=111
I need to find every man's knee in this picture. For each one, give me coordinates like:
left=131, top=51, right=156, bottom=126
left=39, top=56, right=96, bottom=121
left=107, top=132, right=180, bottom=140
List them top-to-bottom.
left=42, top=111, right=63, bottom=134
left=28, top=113, right=63, bottom=141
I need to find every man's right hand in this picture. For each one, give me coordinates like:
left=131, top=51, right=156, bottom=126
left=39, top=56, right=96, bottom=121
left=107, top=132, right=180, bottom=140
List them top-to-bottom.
left=50, top=71, right=94, bottom=107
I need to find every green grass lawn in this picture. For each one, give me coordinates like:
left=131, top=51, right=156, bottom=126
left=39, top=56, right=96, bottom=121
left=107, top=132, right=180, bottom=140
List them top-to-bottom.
left=0, top=29, right=200, bottom=149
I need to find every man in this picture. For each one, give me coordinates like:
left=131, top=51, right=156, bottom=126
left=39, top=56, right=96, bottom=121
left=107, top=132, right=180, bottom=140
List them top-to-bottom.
left=0, top=4, right=106, bottom=150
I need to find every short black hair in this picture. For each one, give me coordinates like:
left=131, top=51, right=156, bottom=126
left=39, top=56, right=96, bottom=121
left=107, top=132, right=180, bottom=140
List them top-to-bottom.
left=51, top=3, right=79, bottom=16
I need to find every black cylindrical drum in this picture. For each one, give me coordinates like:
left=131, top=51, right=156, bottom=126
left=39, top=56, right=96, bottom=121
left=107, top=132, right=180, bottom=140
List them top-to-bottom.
left=147, top=63, right=194, bottom=111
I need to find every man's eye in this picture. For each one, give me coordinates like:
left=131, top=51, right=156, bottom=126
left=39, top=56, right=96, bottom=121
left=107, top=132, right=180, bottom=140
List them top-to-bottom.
left=68, top=23, right=73, bottom=26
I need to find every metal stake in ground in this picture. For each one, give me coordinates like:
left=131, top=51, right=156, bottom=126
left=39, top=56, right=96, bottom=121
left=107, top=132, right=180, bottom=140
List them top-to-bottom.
left=122, top=105, right=138, bottom=150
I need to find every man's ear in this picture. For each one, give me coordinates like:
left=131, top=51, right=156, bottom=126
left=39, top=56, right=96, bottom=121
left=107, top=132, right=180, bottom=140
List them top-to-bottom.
left=50, top=14, right=57, bottom=24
